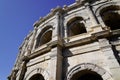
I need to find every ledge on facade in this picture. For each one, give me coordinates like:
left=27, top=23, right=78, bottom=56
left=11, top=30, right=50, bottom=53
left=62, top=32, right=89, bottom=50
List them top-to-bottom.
left=33, top=0, right=112, bottom=27
left=34, top=0, right=100, bottom=27
left=63, top=0, right=109, bottom=12
left=76, top=0, right=109, bottom=4
left=63, top=1, right=82, bottom=12
left=33, top=2, right=84, bottom=27
left=111, top=29, right=120, bottom=36
left=64, top=30, right=110, bottom=48
left=92, top=30, right=110, bottom=38
left=22, top=40, right=63, bottom=60
left=22, top=56, right=29, bottom=62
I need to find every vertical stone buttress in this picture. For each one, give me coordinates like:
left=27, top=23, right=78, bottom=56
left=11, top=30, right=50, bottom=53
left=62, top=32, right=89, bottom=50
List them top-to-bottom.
left=49, top=12, right=63, bottom=80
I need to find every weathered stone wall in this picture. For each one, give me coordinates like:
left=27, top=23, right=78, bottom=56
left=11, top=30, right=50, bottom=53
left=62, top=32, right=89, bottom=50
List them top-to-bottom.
left=8, top=0, right=120, bottom=80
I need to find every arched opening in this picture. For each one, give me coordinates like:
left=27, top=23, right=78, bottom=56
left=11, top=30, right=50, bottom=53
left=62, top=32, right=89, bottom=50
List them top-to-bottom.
left=100, top=5, right=120, bottom=30
left=67, top=17, right=87, bottom=37
left=35, top=26, right=52, bottom=48
left=40, top=30, right=52, bottom=46
left=71, top=70, right=103, bottom=80
left=29, top=74, right=45, bottom=80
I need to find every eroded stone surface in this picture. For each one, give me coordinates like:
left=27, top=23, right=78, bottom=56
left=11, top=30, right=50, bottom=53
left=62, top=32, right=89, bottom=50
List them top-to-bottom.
left=9, top=0, right=120, bottom=80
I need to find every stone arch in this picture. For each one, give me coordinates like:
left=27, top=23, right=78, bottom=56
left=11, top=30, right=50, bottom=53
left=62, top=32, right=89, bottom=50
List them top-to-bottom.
left=95, top=2, right=120, bottom=30
left=95, top=2, right=117, bottom=17
left=100, top=5, right=120, bottom=30
left=64, top=14, right=82, bottom=26
left=66, top=17, right=87, bottom=37
left=35, top=25, right=53, bottom=48
left=66, top=63, right=113, bottom=80
left=24, top=68, right=49, bottom=80
left=29, top=73, right=45, bottom=80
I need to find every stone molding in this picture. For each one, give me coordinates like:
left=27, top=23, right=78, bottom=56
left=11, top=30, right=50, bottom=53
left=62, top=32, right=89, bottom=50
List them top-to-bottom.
left=33, top=0, right=113, bottom=28
left=95, top=1, right=117, bottom=16
left=22, top=29, right=119, bottom=61
left=22, top=29, right=120, bottom=64
left=112, top=29, right=120, bottom=36
left=65, top=30, right=110, bottom=48
left=22, top=40, right=63, bottom=61
left=66, top=63, right=113, bottom=80
left=24, top=68, right=49, bottom=80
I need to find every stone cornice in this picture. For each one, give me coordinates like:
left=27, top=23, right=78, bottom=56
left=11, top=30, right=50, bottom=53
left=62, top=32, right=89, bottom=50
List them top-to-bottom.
left=33, top=0, right=93, bottom=27
left=33, top=0, right=105, bottom=27
left=33, top=0, right=112, bottom=28
left=63, top=2, right=82, bottom=12
left=33, top=3, right=82, bottom=27
left=33, top=7, right=64, bottom=27
left=21, top=28, right=120, bottom=61
left=21, top=29, right=120, bottom=61
left=64, top=29, right=120, bottom=48
left=111, top=29, right=120, bottom=36
left=64, top=30, right=110, bottom=48
left=22, top=40, right=63, bottom=61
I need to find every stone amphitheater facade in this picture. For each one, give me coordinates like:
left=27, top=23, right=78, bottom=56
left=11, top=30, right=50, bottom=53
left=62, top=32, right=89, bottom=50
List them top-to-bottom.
left=8, top=0, right=120, bottom=80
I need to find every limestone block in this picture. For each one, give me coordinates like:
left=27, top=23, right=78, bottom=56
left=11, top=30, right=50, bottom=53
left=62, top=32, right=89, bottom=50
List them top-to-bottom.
left=107, top=59, right=120, bottom=69
left=110, top=68, right=120, bottom=80
left=102, top=72, right=112, bottom=80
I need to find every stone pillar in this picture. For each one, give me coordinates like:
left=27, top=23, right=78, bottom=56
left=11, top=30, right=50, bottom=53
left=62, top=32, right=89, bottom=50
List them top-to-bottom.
left=85, top=3, right=98, bottom=26
left=52, top=12, right=60, bottom=41
left=96, top=14, right=106, bottom=28
left=64, top=26, right=68, bottom=42
left=28, top=27, right=37, bottom=53
left=64, top=27, right=67, bottom=38
left=99, top=38, right=120, bottom=80
left=49, top=46, right=63, bottom=80
left=17, top=61, right=27, bottom=80
left=8, top=70, right=17, bottom=80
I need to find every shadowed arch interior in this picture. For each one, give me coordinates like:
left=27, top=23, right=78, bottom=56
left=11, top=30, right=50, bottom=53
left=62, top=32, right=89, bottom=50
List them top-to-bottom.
left=100, top=5, right=120, bottom=30
left=67, top=17, right=87, bottom=37
left=35, top=26, right=52, bottom=48
left=40, top=30, right=52, bottom=46
left=71, top=70, right=103, bottom=80
left=29, top=74, right=45, bottom=80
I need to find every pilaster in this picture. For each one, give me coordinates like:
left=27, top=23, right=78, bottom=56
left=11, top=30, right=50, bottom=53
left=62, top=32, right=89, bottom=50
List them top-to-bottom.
left=85, top=3, right=98, bottom=26
left=52, top=12, right=60, bottom=41
left=30, top=27, right=37, bottom=52
left=99, top=38, right=120, bottom=80
left=49, top=46, right=63, bottom=80
left=17, top=61, right=27, bottom=80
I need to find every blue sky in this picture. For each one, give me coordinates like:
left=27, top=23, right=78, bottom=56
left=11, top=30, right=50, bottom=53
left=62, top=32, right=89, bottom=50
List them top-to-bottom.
left=0, top=0, right=75, bottom=80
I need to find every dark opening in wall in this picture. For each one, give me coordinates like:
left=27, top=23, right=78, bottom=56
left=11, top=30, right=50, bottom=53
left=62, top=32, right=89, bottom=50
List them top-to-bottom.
left=100, top=5, right=120, bottom=30
left=67, top=17, right=87, bottom=37
left=35, top=26, right=52, bottom=48
left=40, top=30, right=52, bottom=46
left=71, top=70, right=103, bottom=80
left=29, top=74, right=45, bottom=80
